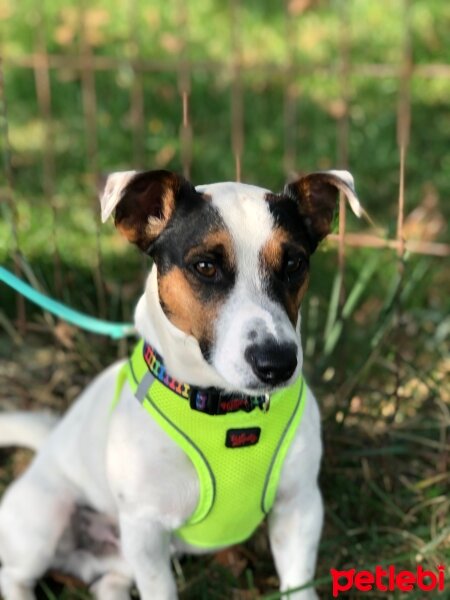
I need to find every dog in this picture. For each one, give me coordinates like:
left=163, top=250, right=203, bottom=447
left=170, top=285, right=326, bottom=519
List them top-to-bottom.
left=0, top=169, right=361, bottom=600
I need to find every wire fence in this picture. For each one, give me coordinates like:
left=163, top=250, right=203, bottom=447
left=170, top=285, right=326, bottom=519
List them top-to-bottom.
left=1, top=0, right=449, bottom=336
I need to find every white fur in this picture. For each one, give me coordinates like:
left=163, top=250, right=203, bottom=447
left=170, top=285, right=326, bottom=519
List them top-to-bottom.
left=0, top=177, right=330, bottom=600
left=197, top=182, right=301, bottom=393
left=135, top=268, right=231, bottom=390
left=0, top=412, right=58, bottom=452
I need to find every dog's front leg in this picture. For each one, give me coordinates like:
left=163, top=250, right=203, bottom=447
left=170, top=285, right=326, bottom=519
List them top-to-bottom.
left=268, top=483, right=323, bottom=600
left=120, top=513, right=177, bottom=600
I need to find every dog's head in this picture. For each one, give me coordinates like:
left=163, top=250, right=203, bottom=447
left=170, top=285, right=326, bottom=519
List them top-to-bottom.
left=100, top=169, right=360, bottom=394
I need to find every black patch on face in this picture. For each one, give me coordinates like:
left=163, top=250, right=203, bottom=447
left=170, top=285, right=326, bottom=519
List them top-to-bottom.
left=151, top=189, right=221, bottom=269
left=263, top=192, right=312, bottom=319
left=265, top=192, right=315, bottom=254
left=152, top=193, right=236, bottom=302
left=262, top=246, right=309, bottom=312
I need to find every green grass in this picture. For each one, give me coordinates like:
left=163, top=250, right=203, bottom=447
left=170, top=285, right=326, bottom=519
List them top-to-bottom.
left=1, top=0, right=449, bottom=598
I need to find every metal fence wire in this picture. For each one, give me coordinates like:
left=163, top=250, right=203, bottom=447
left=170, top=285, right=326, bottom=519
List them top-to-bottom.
left=0, top=0, right=449, bottom=336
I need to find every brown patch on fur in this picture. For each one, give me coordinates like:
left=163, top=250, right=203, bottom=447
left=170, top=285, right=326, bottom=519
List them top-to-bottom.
left=142, top=180, right=177, bottom=242
left=116, top=222, right=139, bottom=243
left=261, top=228, right=292, bottom=271
left=184, top=229, right=236, bottom=270
left=157, top=267, right=219, bottom=350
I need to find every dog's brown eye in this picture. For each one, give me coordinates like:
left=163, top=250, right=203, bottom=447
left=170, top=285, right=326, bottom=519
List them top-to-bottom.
left=285, top=256, right=303, bottom=274
left=195, top=261, right=217, bottom=278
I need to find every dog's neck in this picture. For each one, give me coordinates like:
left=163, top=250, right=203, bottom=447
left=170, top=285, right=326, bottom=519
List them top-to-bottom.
left=134, top=267, right=234, bottom=391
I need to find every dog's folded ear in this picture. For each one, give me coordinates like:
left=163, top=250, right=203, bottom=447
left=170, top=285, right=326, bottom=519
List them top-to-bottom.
left=99, top=169, right=194, bottom=252
left=99, top=170, right=138, bottom=224
left=284, top=170, right=362, bottom=250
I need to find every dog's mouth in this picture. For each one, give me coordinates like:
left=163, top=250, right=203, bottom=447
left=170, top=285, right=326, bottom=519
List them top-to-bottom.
left=210, top=337, right=301, bottom=397
left=215, top=353, right=301, bottom=397
left=241, top=371, right=299, bottom=396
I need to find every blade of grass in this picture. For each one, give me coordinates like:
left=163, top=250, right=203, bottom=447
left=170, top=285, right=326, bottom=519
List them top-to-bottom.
left=324, top=253, right=380, bottom=356
left=335, top=256, right=431, bottom=405
left=323, top=270, right=343, bottom=342
left=37, top=582, right=58, bottom=600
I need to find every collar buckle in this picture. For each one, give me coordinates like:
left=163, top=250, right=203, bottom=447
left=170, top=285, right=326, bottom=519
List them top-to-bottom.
left=190, top=389, right=218, bottom=415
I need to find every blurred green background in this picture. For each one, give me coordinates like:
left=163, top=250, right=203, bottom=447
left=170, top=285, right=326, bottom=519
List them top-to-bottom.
left=1, top=0, right=449, bottom=272
left=0, top=1, right=449, bottom=598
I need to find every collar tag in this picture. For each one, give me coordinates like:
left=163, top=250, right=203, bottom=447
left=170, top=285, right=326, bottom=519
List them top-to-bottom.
left=225, top=427, right=261, bottom=449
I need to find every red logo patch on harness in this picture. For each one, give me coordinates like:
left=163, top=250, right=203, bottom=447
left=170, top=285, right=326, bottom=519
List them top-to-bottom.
left=225, top=427, right=261, bottom=448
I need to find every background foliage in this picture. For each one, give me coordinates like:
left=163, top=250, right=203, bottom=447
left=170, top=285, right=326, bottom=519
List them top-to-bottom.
left=0, top=0, right=449, bottom=598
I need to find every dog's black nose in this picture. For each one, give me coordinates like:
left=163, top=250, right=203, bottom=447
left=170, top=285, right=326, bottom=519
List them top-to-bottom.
left=245, top=342, right=297, bottom=385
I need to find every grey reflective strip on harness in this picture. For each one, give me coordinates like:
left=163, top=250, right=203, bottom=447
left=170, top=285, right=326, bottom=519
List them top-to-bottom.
left=135, top=370, right=156, bottom=403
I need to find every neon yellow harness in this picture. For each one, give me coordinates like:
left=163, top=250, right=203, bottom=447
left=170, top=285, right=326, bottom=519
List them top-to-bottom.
left=114, top=340, right=306, bottom=549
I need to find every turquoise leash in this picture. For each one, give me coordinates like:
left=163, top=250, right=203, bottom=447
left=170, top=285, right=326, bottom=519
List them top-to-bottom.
left=0, top=266, right=135, bottom=339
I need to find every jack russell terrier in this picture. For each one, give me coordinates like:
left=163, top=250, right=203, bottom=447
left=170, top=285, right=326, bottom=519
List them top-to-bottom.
left=0, top=169, right=361, bottom=600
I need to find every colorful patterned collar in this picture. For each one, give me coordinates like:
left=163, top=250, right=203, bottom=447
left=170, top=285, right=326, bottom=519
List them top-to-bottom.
left=142, top=342, right=270, bottom=415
